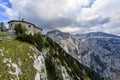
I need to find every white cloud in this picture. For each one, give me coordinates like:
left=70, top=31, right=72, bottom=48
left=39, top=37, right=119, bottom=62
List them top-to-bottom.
left=1, top=0, right=120, bottom=35
left=6, top=0, right=89, bottom=20
left=59, top=26, right=80, bottom=33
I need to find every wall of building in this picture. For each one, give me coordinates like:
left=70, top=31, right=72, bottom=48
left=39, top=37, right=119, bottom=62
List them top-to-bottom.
left=9, top=21, right=42, bottom=35
left=34, top=27, right=41, bottom=34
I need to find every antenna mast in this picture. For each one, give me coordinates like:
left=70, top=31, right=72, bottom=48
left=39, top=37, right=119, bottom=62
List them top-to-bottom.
left=18, top=12, right=21, bottom=20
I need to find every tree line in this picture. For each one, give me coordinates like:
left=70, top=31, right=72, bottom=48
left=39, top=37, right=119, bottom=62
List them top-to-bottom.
left=0, top=22, right=7, bottom=32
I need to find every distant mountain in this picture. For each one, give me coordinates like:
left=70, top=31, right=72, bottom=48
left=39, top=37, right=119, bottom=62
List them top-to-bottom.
left=47, top=30, right=120, bottom=80
left=75, top=32, right=120, bottom=39
left=0, top=34, right=99, bottom=80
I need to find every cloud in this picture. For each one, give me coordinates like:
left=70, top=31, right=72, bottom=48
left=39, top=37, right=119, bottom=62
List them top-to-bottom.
left=1, top=0, right=120, bottom=35
left=82, top=0, right=96, bottom=8
left=59, top=26, right=80, bottom=33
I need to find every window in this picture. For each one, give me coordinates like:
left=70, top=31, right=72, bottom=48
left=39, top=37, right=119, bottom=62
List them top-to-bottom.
left=10, top=24, right=12, bottom=29
left=11, top=24, right=12, bottom=27
left=29, top=25, right=31, bottom=28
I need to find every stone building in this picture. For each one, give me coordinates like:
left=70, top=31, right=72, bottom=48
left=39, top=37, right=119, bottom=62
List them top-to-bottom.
left=8, top=20, right=42, bottom=35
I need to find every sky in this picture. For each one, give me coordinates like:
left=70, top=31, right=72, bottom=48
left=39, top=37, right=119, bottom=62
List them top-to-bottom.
left=0, top=0, right=120, bottom=35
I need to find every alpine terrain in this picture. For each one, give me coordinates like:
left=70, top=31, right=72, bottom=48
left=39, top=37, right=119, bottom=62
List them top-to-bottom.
left=47, top=30, right=120, bottom=80
left=0, top=33, right=99, bottom=80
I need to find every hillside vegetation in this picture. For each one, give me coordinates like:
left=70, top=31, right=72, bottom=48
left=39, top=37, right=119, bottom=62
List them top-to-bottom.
left=0, top=33, right=100, bottom=80
left=0, top=40, right=37, bottom=79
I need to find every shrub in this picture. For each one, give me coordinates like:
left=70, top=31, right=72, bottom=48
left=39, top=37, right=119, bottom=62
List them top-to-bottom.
left=14, top=23, right=27, bottom=35
left=17, top=33, right=47, bottom=51
left=33, top=33, right=45, bottom=50
left=17, top=34, right=34, bottom=44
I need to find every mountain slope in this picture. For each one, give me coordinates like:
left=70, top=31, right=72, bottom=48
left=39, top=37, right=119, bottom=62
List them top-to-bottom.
left=47, top=30, right=120, bottom=80
left=0, top=37, right=100, bottom=79
left=0, top=40, right=37, bottom=79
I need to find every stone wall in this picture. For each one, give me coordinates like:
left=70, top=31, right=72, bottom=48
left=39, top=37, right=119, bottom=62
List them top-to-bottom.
left=9, top=21, right=42, bottom=35
left=34, top=27, right=41, bottom=34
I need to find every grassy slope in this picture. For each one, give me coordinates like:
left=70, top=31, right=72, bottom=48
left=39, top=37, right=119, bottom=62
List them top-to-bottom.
left=0, top=38, right=100, bottom=80
left=0, top=40, right=36, bottom=80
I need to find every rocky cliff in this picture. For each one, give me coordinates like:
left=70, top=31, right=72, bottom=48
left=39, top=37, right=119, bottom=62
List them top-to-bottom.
left=47, top=30, right=120, bottom=80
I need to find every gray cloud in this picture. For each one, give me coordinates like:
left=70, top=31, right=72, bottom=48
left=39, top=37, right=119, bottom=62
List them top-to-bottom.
left=1, top=0, right=120, bottom=35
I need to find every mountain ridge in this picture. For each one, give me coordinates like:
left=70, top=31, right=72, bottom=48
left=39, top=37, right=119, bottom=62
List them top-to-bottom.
left=47, top=30, right=120, bottom=80
left=0, top=34, right=100, bottom=80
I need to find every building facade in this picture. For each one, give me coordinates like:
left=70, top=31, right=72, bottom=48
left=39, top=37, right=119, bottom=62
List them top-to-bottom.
left=8, top=20, right=42, bottom=35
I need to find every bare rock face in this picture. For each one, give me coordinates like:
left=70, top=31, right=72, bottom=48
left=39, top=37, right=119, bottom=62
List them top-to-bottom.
left=47, top=30, right=120, bottom=79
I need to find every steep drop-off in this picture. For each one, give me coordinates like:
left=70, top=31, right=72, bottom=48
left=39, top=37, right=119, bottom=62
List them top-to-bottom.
left=47, top=30, right=120, bottom=80
left=0, top=36, right=99, bottom=80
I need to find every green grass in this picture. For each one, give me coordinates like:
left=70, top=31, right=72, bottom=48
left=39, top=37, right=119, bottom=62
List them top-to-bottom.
left=0, top=34, right=8, bottom=37
left=0, top=40, right=37, bottom=80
